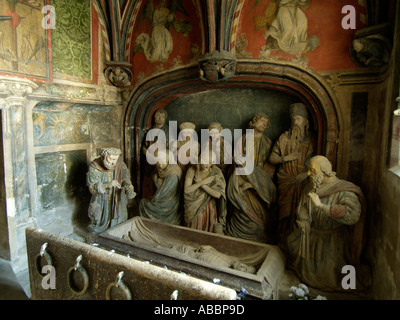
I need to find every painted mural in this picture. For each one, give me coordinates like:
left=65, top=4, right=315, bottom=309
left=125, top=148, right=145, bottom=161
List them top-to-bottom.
left=0, top=0, right=51, bottom=82
left=131, top=0, right=201, bottom=82
left=134, top=0, right=192, bottom=63
left=236, top=0, right=365, bottom=71
left=255, top=0, right=319, bottom=55
left=33, top=103, right=113, bottom=147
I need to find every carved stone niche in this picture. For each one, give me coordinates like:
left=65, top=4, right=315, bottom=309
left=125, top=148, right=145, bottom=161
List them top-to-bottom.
left=350, top=23, right=392, bottom=68
left=198, top=50, right=237, bottom=83
left=104, top=61, right=133, bottom=87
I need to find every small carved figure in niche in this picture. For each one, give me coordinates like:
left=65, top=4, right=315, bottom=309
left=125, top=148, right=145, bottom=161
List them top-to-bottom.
left=351, top=37, right=390, bottom=67
left=108, top=67, right=132, bottom=87
left=269, top=103, right=315, bottom=249
left=141, top=109, right=170, bottom=198
left=225, top=114, right=277, bottom=243
left=170, top=122, right=200, bottom=175
left=204, top=122, right=233, bottom=177
left=87, top=148, right=136, bottom=234
left=139, top=150, right=183, bottom=225
left=184, top=151, right=227, bottom=234
left=286, top=155, right=369, bottom=291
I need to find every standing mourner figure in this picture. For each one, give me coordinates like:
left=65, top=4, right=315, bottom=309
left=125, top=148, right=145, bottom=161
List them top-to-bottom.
left=269, top=103, right=315, bottom=248
left=141, top=109, right=170, bottom=198
left=225, top=113, right=277, bottom=243
left=170, top=122, right=201, bottom=175
left=205, top=122, right=232, bottom=175
left=87, top=148, right=136, bottom=234
left=139, top=150, right=183, bottom=226
left=184, top=151, right=227, bottom=234
left=287, top=155, right=367, bottom=291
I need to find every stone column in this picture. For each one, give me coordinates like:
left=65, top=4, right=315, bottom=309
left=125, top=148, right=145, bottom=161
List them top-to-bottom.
left=0, top=76, right=38, bottom=275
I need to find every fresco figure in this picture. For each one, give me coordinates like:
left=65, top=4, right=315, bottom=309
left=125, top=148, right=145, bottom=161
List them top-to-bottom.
left=135, top=0, right=192, bottom=63
left=261, top=0, right=319, bottom=54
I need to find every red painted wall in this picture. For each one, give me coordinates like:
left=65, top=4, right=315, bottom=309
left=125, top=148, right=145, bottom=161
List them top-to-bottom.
left=130, top=0, right=202, bottom=82
left=130, top=0, right=367, bottom=83
left=236, top=0, right=365, bottom=71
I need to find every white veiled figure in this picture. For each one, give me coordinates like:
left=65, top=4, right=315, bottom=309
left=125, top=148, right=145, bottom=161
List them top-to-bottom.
left=136, top=2, right=174, bottom=63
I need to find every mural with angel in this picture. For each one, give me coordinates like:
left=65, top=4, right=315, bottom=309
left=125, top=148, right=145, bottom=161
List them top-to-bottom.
left=134, top=0, right=192, bottom=63
left=254, top=0, right=319, bottom=55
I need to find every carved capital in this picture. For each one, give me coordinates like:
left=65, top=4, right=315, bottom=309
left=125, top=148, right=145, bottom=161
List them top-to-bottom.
left=198, top=50, right=237, bottom=83
left=104, top=61, right=133, bottom=88
left=0, top=76, right=38, bottom=106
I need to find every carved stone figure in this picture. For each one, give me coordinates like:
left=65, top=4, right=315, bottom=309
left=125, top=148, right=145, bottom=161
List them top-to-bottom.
left=351, top=37, right=391, bottom=67
left=198, top=50, right=237, bottom=83
left=106, top=66, right=132, bottom=87
left=269, top=103, right=315, bottom=248
left=141, top=109, right=170, bottom=198
left=142, top=109, right=170, bottom=155
left=244, top=113, right=275, bottom=177
left=225, top=114, right=277, bottom=243
left=169, top=122, right=200, bottom=175
left=204, top=122, right=232, bottom=175
left=87, top=148, right=136, bottom=234
left=139, top=150, right=183, bottom=225
left=184, top=151, right=227, bottom=234
left=286, top=155, right=368, bottom=291
left=226, top=162, right=277, bottom=243
left=121, top=218, right=257, bottom=274
left=171, top=244, right=256, bottom=274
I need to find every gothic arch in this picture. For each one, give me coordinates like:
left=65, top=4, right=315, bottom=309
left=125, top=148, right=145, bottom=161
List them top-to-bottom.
left=124, top=61, right=342, bottom=191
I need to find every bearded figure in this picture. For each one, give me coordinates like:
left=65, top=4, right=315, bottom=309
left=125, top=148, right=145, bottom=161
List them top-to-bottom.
left=269, top=103, right=315, bottom=248
left=87, top=148, right=136, bottom=234
left=286, top=156, right=369, bottom=291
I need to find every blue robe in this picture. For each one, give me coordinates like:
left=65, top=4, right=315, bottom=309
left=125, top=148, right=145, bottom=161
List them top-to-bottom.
left=139, top=164, right=182, bottom=225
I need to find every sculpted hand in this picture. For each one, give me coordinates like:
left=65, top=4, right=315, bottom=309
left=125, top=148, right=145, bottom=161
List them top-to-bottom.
left=284, top=152, right=301, bottom=162
left=201, top=175, right=215, bottom=185
left=107, top=180, right=121, bottom=189
left=123, top=184, right=134, bottom=194
left=308, top=192, right=321, bottom=208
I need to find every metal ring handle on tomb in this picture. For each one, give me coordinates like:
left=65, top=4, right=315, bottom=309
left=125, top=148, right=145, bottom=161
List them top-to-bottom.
left=35, top=242, right=53, bottom=278
left=67, top=255, right=89, bottom=296
left=106, top=271, right=132, bottom=300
